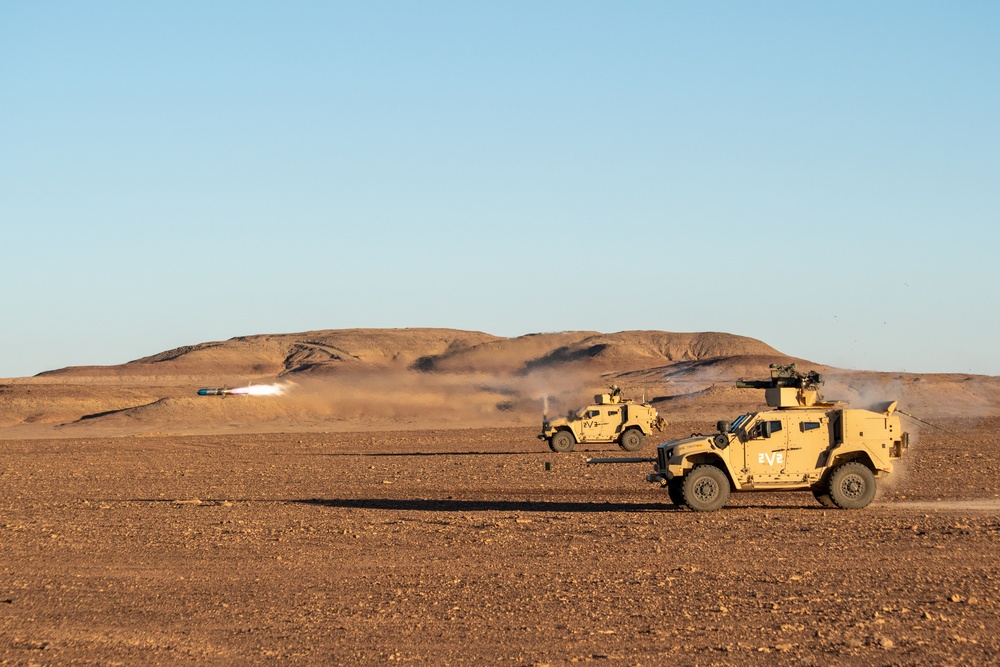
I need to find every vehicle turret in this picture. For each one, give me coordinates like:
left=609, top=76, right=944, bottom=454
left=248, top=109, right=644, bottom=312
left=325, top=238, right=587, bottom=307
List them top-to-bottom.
left=737, top=363, right=835, bottom=408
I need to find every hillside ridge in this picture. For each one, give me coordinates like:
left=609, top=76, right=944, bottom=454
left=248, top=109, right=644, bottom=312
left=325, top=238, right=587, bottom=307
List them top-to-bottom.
left=4, top=328, right=998, bottom=437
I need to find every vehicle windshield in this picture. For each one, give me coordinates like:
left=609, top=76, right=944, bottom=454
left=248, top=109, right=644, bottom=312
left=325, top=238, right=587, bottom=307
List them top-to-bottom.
left=730, top=413, right=754, bottom=431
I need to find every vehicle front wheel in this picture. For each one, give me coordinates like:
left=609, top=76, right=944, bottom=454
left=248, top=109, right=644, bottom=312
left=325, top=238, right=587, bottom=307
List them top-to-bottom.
left=618, top=428, right=645, bottom=452
left=548, top=431, right=575, bottom=453
left=827, top=462, right=876, bottom=509
left=681, top=465, right=730, bottom=512
left=667, top=478, right=685, bottom=507
left=811, top=486, right=836, bottom=508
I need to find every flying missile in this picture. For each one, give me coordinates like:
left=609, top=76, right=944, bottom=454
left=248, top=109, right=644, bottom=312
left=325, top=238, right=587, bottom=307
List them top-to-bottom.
left=196, top=383, right=288, bottom=397
left=197, top=387, right=233, bottom=396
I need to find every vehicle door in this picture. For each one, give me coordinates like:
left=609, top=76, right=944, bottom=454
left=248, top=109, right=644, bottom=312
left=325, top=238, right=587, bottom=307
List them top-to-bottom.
left=600, top=407, right=623, bottom=440
left=577, top=408, right=607, bottom=442
left=783, top=414, right=833, bottom=476
left=743, top=415, right=790, bottom=484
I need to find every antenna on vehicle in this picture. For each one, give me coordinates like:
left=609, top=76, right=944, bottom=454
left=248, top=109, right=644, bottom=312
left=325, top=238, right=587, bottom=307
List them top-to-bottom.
left=896, top=409, right=977, bottom=446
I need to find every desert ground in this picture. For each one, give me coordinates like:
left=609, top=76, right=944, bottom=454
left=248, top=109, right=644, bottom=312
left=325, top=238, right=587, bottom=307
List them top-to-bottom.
left=2, top=329, right=998, bottom=665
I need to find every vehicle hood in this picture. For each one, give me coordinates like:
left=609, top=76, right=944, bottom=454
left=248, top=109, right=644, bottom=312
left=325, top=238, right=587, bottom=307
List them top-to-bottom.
left=658, top=435, right=712, bottom=450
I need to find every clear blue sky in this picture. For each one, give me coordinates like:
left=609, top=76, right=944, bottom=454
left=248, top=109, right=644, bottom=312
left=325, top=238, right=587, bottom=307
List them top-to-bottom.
left=3, top=2, right=998, bottom=377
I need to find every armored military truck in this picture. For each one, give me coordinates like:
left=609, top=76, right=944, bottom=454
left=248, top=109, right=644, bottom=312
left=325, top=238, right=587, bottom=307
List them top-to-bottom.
left=644, top=365, right=908, bottom=511
left=540, top=386, right=666, bottom=453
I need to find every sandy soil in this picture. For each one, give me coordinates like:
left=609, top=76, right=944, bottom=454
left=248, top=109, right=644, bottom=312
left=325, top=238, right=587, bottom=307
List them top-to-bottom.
left=2, top=329, right=998, bottom=664
left=2, top=418, right=998, bottom=665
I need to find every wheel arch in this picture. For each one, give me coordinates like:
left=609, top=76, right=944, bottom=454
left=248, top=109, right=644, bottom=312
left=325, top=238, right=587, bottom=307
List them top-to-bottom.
left=621, top=421, right=650, bottom=435
left=552, top=427, right=576, bottom=442
left=829, top=450, right=876, bottom=473
left=816, top=451, right=878, bottom=489
left=681, top=453, right=736, bottom=490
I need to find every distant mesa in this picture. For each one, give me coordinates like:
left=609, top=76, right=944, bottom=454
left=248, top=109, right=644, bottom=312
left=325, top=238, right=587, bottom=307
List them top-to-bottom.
left=6, top=328, right=999, bottom=436
left=34, top=329, right=781, bottom=379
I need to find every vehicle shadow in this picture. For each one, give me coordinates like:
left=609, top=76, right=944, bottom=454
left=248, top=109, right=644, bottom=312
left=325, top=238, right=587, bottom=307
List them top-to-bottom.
left=302, top=448, right=628, bottom=458
left=306, top=451, right=542, bottom=458
left=123, top=497, right=823, bottom=511
left=295, top=497, right=680, bottom=513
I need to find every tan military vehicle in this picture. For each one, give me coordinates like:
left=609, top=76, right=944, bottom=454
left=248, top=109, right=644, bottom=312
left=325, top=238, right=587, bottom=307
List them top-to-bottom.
left=644, top=365, right=908, bottom=511
left=540, top=386, right=666, bottom=453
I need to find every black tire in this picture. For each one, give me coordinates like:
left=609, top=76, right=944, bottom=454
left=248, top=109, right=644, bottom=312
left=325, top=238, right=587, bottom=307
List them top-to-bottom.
left=619, top=428, right=645, bottom=452
left=548, top=430, right=575, bottom=453
left=712, top=433, right=729, bottom=449
left=827, top=462, right=876, bottom=509
left=681, top=465, right=730, bottom=512
left=667, top=478, right=686, bottom=507
left=811, top=486, right=836, bottom=508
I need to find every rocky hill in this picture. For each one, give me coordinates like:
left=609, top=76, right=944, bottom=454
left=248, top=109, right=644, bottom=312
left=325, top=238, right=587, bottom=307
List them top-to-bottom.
left=2, top=328, right=998, bottom=437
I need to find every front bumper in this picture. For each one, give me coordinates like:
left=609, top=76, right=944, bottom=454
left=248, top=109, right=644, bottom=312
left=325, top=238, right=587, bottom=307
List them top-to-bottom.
left=645, top=444, right=690, bottom=483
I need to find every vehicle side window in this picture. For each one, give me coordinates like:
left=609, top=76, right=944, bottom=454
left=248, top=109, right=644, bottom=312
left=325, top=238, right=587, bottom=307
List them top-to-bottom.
left=586, top=410, right=599, bottom=419
left=608, top=410, right=618, bottom=416
left=758, top=420, right=783, bottom=438
left=801, top=421, right=821, bottom=431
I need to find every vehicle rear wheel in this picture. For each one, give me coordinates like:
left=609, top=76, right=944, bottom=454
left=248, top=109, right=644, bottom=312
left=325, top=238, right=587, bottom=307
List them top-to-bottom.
left=618, top=428, right=645, bottom=452
left=549, top=430, right=575, bottom=453
left=827, top=462, right=876, bottom=509
left=681, top=465, right=730, bottom=512
left=667, top=478, right=685, bottom=507
left=811, top=486, right=836, bottom=508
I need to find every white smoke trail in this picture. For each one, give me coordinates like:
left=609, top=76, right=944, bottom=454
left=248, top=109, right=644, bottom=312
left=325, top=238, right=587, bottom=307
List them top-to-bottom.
left=229, top=382, right=294, bottom=397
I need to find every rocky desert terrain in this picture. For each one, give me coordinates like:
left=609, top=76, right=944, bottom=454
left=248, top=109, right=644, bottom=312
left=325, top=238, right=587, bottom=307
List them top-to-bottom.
left=2, top=329, right=998, bottom=665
